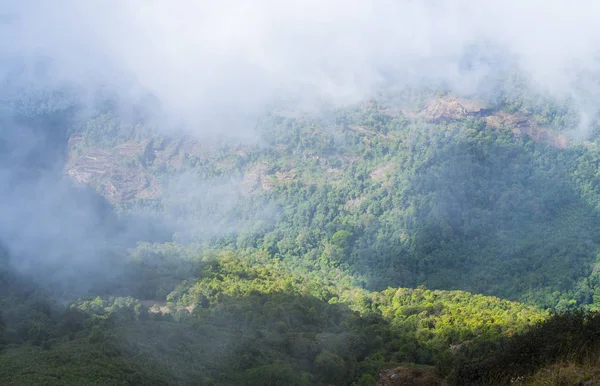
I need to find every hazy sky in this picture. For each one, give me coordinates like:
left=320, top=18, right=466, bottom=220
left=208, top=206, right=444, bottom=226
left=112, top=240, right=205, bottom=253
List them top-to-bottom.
left=2, top=1, right=600, bottom=136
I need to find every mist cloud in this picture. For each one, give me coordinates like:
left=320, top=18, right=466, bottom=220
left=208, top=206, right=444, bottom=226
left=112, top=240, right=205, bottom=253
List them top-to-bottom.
left=2, top=0, right=600, bottom=291
left=2, top=1, right=600, bottom=137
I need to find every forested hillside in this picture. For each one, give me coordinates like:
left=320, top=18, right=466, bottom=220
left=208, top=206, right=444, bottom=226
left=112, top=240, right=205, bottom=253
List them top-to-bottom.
left=7, top=1, right=600, bottom=384
left=5, top=81, right=600, bottom=384
left=66, top=92, right=600, bottom=309
left=0, top=245, right=547, bottom=385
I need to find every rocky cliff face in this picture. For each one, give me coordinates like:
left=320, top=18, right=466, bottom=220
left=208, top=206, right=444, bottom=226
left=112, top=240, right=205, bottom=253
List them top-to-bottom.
left=64, top=135, right=226, bottom=205
left=65, top=136, right=161, bottom=204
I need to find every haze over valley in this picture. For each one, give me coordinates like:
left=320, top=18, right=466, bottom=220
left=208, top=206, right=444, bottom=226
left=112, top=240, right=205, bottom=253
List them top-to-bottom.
left=4, top=1, right=600, bottom=385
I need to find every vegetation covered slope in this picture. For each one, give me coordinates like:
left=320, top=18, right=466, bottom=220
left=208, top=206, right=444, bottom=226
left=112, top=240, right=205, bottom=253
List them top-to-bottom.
left=4, top=87, right=600, bottom=384
left=69, top=94, right=600, bottom=309
left=0, top=248, right=545, bottom=385
left=453, top=311, right=600, bottom=385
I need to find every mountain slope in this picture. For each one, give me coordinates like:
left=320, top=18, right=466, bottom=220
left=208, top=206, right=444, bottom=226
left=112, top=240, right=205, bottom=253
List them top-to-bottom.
left=4, top=89, right=600, bottom=384
left=65, top=94, right=600, bottom=309
left=0, top=249, right=546, bottom=385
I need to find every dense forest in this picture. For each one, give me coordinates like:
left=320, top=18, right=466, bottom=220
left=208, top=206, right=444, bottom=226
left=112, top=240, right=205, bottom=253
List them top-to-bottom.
left=4, top=80, right=600, bottom=385
left=68, top=89, right=600, bottom=309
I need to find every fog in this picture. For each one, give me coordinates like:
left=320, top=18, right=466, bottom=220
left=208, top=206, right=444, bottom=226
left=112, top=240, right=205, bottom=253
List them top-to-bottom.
left=2, top=0, right=600, bottom=289
left=3, top=1, right=600, bottom=136
left=2, top=3, right=600, bottom=383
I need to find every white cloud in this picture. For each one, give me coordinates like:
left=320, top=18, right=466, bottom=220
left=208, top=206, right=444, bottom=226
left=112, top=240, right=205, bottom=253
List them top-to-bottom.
left=3, top=0, right=600, bottom=134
